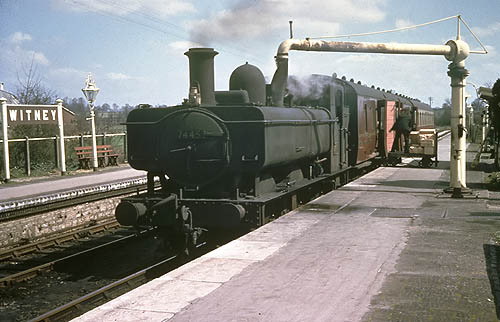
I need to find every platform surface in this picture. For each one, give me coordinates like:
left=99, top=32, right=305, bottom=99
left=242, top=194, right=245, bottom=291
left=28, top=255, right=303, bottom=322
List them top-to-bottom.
left=72, top=136, right=499, bottom=321
left=0, top=166, right=145, bottom=202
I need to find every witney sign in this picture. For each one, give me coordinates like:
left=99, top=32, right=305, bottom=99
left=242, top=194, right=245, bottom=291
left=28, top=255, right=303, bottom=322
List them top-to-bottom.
left=1, top=98, right=74, bottom=181
left=7, top=105, right=74, bottom=125
left=9, top=107, right=58, bottom=124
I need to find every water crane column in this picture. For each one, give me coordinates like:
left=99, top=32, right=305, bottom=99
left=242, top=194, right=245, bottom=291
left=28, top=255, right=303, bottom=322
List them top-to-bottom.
left=271, top=37, right=470, bottom=197
left=448, top=59, right=469, bottom=197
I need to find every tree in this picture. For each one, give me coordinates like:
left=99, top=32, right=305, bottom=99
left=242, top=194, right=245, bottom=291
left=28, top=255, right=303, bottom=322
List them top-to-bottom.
left=15, top=54, right=57, bottom=104
left=9, top=56, right=59, bottom=171
left=490, top=79, right=500, bottom=137
left=63, top=97, right=89, bottom=135
left=434, top=98, right=451, bottom=126
left=101, top=103, right=111, bottom=112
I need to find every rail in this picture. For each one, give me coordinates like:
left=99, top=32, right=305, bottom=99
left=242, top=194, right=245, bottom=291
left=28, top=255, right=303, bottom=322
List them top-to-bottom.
left=437, top=129, right=451, bottom=139
left=0, top=219, right=120, bottom=261
left=0, top=226, right=151, bottom=287
left=27, top=249, right=198, bottom=322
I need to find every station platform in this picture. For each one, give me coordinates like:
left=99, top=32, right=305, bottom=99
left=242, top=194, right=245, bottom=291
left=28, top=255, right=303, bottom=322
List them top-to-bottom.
left=72, top=135, right=499, bottom=322
left=0, top=166, right=145, bottom=203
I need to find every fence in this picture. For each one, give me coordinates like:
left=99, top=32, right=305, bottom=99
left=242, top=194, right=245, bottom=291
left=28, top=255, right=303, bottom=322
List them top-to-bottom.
left=0, top=132, right=126, bottom=178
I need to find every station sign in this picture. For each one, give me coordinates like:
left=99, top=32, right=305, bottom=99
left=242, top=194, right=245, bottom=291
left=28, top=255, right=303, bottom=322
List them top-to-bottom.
left=1, top=100, right=74, bottom=181
left=6, top=105, right=74, bottom=125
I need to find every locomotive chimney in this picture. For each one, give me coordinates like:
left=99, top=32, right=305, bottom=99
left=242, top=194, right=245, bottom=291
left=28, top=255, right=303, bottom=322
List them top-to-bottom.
left=185, top=48, right=218, bottom=106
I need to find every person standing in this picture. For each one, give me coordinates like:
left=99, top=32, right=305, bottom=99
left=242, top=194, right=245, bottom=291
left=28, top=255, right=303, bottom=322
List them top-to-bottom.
left=390, top=110, right=412, bottom=153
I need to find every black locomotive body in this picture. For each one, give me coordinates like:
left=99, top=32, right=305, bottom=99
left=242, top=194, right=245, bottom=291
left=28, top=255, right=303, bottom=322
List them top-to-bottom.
left=116, top=47, right=434, bottom=252
left=127, top=104, right=331, bottom=197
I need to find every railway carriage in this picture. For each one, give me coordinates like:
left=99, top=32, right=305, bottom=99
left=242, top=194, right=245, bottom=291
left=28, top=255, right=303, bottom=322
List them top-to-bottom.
left=329, top=76, right=435, bottom=165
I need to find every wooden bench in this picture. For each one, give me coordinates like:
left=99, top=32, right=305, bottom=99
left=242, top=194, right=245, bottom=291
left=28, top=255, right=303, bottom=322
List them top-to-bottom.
left=74, top=145, right=119, bottom=169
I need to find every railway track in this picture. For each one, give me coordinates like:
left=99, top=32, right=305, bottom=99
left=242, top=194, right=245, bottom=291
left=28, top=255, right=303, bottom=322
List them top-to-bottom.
left=0, top=177, right=161, bottom=290
left=0, top=219, right=120, bottom=262
left=0, top=224, right=147, bottom=287
left=25, top=238, right=216, bottom=322
left=28, top=253, right=182, bottom=322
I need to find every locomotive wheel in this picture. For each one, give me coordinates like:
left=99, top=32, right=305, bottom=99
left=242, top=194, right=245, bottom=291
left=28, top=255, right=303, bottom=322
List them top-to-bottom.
left=421, top=157, right=432, bottom=168
left=165, top=230, right=200, bottom=257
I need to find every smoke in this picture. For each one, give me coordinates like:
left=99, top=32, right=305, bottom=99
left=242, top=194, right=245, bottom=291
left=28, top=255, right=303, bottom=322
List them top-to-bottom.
left=189, top=0, right=386, bottom=45
left=287, top=74, right=332, bottom=107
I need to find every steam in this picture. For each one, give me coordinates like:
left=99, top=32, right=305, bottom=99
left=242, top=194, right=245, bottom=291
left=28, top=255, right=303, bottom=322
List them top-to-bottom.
left=189, top=0, right=386, bottom=45
left=287, top=75, right=332, bottom=107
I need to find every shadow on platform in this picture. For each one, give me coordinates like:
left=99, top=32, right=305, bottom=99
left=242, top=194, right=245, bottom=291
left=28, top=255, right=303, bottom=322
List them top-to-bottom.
left=378, top=179, right=448, bottom=190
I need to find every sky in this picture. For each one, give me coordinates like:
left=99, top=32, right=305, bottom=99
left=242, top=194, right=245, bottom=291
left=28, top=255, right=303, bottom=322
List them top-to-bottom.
left=0, top=0, right=499, bottom=108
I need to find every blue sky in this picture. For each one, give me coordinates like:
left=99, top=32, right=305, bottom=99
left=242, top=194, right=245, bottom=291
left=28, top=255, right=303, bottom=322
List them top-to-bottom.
left=1, top=0, right=499, bottom=108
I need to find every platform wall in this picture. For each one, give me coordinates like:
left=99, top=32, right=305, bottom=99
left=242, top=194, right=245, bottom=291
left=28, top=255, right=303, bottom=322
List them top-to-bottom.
left=0, top=196, right=127, bottom=248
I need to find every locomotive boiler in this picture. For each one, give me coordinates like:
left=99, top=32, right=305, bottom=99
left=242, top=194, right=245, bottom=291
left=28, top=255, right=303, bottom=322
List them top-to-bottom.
left=115, top=47, right=434, bottom=254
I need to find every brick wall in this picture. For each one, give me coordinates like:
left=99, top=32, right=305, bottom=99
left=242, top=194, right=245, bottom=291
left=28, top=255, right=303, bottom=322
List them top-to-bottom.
left=0, top=195, right=127, bottom=248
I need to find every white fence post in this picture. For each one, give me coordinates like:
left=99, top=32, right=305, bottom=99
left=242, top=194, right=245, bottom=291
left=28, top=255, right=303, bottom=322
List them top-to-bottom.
left=1, top=97, right=10, bottom=182
left=56, top=99, right=66, bottom=175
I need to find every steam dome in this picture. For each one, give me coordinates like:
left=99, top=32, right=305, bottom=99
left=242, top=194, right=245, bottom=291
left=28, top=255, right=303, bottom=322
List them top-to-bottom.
left=229, top=63, right=266, bottom=105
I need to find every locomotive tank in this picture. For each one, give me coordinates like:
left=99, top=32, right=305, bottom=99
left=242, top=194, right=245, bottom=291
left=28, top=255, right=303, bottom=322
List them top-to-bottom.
left=125, top=103, right=331, bottom=190
left=207, top=105, right=330, bottom=168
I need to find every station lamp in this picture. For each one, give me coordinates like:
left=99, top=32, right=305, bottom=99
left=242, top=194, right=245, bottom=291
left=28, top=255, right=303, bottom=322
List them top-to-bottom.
left=82, top=73, right=100, bottom=171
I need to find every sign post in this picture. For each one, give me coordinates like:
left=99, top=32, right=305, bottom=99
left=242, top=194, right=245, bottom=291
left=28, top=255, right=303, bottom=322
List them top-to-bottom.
left=1, top=97, right=10, bottom=182
left=56, top=99, right=66, bottom=175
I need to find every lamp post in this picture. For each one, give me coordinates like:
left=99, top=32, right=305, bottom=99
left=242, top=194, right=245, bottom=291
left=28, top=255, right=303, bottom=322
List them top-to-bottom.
left=82, top=73, right=100, bottom=171
left=467, top=82, right=480, bottom=142
left=464, top=92, right=472, bottom=139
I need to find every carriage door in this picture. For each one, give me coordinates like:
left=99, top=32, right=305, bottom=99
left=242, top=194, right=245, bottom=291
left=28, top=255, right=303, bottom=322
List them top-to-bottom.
left=331, top=82, right=349, bottom=169
left=335, top=86, right=349, bottom=168
left=377, top=100, right=386, bottom=157
left=385, top=101, right=397, bottom=155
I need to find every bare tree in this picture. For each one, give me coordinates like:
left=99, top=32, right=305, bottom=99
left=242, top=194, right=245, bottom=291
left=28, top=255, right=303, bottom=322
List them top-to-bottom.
left=15, top=54, right=57, bottom=104
left=9, top=55, right=59, bottom=171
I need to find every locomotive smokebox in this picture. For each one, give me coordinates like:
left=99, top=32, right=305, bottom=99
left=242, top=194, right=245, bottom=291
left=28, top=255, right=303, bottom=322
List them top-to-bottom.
left=185, top=48, right=218, bottom=105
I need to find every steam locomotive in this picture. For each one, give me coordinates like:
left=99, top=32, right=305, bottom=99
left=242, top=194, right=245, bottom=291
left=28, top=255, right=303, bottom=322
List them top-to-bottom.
left=115, top=48, right=434, bottom=253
